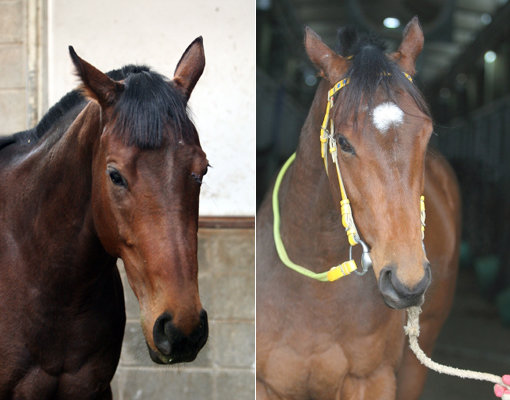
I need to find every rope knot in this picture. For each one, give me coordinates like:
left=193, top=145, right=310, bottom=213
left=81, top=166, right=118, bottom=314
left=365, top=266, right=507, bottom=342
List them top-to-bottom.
left=404, top=306, right=422, bottom=338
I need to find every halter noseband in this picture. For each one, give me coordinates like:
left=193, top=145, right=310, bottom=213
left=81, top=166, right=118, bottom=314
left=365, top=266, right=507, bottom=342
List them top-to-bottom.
left=273, top=71, right=426, bottom=282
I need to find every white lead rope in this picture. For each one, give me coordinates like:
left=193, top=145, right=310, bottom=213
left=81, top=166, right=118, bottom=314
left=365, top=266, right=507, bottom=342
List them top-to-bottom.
left=405, top=306, right=510, bottom=394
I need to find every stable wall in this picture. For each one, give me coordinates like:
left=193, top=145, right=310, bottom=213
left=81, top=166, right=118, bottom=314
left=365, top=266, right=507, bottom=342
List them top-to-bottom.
left=0, top=0, right=29, bottom=133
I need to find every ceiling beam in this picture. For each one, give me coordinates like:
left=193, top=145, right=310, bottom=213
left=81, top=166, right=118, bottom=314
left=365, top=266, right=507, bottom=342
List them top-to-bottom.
left=428, top=1, right=510, bottom=95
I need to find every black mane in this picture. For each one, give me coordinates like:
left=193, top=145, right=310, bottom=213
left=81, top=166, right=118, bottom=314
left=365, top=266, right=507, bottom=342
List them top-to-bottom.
left=334, top=27, right=430, bottom=128
left=1, top=65, right=195, bottom=152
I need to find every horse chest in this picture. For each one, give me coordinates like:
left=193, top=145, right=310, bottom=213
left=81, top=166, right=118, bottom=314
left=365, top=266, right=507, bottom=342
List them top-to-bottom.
left=0, top=259, right=125, bottom=398
left=258, top=276, right=406, bottom=400
left=320, top=326, right=402, bottom=376
left=263, top=335, right=403, bottom=400
left=10, top=362, right=114, bottom=400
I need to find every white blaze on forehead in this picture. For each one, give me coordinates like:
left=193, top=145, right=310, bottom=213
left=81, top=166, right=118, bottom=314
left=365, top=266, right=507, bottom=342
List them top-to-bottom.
left=372, top=102, right=404, bottom=134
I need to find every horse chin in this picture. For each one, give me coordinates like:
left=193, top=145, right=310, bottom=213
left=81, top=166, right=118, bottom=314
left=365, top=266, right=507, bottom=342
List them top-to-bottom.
left=381, top=293, right=425, bottom=310
left=146, top=343, right=199, bottom=365
left=148, top=346, right=173, bottom=364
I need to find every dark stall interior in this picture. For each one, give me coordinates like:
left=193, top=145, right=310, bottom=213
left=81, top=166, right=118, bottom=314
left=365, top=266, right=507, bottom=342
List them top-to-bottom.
left=256, top=0, right=510, bottom=398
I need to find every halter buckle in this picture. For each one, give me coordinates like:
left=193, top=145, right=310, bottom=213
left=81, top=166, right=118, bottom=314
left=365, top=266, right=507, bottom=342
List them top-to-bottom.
left=354, top=239, right=373, bottom=276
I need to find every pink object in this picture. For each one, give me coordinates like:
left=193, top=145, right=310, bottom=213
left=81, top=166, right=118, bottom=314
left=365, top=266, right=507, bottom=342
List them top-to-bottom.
left=494, top=375, right=510, bottom=398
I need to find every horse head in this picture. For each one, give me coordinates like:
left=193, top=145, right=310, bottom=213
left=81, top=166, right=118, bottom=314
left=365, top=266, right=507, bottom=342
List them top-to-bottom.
left=305, top=18, right=433, bottom=309
left=69, top=39, right=208, bottom=363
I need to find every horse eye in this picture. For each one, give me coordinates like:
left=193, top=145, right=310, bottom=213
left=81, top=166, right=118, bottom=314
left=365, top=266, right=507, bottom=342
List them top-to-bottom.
left=337, top=135, right=355, bottom=155
left=203, top=163, right=210, bottom=176
left=107, top=167, right=127, bottom=188
left=191, top=172, right=203, bottom=185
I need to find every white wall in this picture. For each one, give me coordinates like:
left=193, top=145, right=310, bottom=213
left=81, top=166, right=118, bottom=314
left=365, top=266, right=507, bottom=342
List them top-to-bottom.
left=48, top=0, right=255, bottom=216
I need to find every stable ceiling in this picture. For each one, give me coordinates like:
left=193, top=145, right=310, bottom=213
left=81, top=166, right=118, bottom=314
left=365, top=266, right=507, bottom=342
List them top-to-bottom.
left=259, top=0, right=508, bottom=87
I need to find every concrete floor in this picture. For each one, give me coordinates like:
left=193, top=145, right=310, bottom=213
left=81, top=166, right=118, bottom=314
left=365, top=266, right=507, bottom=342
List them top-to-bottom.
left=421, top=270, right=510, bottom=399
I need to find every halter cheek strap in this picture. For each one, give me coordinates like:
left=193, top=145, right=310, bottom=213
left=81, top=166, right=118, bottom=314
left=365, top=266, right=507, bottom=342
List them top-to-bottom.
left=322, top=78, right=360, bottom=248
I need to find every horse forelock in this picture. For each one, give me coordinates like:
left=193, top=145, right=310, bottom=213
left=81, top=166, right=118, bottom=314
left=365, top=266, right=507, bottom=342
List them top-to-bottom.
left=334, top=28, right=431, bottom=131
left=111, top=69, right=198, bottom=150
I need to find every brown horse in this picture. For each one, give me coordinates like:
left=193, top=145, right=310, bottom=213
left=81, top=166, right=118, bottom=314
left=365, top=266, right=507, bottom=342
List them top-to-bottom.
left=257, top=18, right=460, bottom=400
left=0, top=38, right=208, bottom=399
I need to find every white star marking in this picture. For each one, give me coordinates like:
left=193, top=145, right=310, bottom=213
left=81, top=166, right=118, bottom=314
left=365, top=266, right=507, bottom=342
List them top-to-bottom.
left=372, top=102, right=404, bottom=134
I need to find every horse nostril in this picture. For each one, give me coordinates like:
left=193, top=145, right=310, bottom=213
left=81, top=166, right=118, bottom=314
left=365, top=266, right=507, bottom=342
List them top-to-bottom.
left=424, top=262, right=431, bottom=278
left=407, top=263, right=432, bottom=296
left=379, top=266, right=400, bottom=304
left=151, top=309, right=209, bottom=363
left=197, top=309, right=209, bottom=346
left=199, top=309, right=208, bottom=331
left=153, top=312, right=172, bottom=355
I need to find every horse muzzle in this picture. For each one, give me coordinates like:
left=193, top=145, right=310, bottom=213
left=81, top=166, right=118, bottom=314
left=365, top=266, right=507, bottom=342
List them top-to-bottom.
left=378, top=263, right=431, bottom=309
left=148, top=309, right=208, bottom=364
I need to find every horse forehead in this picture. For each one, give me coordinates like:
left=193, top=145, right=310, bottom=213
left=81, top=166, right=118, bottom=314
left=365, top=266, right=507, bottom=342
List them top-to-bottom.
left=371, top=101, right=404, bottom=134
left=104, top=131, right=202, bottom=156
left=143, top=143, right=207, bottom=174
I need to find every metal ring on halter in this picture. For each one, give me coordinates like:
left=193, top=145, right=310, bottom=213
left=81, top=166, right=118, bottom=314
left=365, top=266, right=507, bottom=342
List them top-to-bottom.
left=355, top=238, right=373, bottom=275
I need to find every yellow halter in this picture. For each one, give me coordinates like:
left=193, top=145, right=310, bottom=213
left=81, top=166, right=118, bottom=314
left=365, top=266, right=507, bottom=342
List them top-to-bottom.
left=272, top=71, right=426, bottom=282
left=319, top=71, right=425, bottom=281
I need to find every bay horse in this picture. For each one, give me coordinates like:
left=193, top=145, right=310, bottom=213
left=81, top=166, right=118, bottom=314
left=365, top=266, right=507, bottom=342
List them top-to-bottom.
left=257, top=18, right=460, bottom=400
left=0, top=38, right=208, bottom=399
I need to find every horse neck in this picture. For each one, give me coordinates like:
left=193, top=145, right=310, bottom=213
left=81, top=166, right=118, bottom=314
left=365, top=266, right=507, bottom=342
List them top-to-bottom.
left=279, top=80, right=350, bottom=267
left=30, top=101, right=99, bottom=199
left=7, top=102, right=113, bottom=276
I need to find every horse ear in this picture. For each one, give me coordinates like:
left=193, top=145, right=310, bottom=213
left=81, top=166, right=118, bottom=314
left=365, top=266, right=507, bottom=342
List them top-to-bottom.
left=389, top=16, right=424, bottom=76
left=304, top=26, right=348, bottom=84
left=173, top=37, right=205, bottom=100
left=68, top=46, right=123, bottom=107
